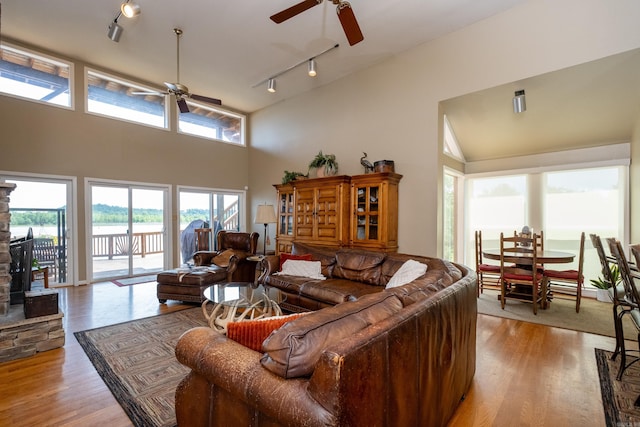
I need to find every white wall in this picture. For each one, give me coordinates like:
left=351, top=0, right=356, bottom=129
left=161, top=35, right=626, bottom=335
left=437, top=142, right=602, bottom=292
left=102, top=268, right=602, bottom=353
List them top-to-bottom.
left=249, top=0, right=640, bottom=257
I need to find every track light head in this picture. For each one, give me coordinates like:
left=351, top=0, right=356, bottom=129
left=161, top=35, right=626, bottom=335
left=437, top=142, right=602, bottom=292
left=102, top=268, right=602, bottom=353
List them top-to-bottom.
left=121, top=2, right=141, bottom=18
left=107, top=20, right=124, bottom=42
left=308, top=59, right=317, bottom=77
left=267, top=78, right=276, bottom=93
left=513, top=89, right=526, bottom=113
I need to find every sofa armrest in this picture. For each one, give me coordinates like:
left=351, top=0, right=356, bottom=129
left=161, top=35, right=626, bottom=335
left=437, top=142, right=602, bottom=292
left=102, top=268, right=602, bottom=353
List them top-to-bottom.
left=193, top=250, right=218, bottom=266
left=258, top=254, right=280, bottom=283
left=175, top=327, right=334, bottom=427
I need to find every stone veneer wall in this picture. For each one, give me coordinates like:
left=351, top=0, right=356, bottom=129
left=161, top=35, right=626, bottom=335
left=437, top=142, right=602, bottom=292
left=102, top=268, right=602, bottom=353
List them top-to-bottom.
left=0, top=182, right=16, bottom=317
left=0, top=182, right=65, bottom=362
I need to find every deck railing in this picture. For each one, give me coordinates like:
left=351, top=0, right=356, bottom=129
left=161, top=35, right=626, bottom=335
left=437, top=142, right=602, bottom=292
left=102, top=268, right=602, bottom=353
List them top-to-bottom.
left=92, top=231, right=163, bottom=259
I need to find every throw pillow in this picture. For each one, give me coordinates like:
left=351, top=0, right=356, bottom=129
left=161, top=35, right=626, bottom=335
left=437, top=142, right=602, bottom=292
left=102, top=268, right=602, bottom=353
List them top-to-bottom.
left=212, top=249, right=235, bottom=268
left=279, top=253, right=312, bottom=271
left=385, top=259, right=428, bottom=289
left=274, top=260, right=325, bottom=280
left=227, top=313, right=307, bottom=352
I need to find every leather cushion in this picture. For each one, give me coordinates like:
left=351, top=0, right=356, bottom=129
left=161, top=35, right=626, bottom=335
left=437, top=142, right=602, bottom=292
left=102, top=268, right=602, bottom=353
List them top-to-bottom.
left=332, top=248, right=386, bottom=285
left=213, top=249, right=235, bottom=268
left=261, top=292, right=402, bottom=378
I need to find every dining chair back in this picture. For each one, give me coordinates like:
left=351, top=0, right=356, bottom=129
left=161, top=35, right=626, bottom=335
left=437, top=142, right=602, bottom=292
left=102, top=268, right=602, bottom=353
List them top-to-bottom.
left=195, top=228, right=213, bottom=252
left=474, top=230, right=501, bottom=296
left=499, top=232, right=547, bottom=315
left=544, top=232, right=585, bottom=312
left=607, top=238, right=640, bottom=385
left=631, top=244, right=640, bottom=271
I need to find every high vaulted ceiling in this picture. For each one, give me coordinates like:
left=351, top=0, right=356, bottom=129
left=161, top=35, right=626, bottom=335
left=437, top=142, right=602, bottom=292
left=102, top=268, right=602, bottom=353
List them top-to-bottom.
left=2, top=0, right=526, bottom=113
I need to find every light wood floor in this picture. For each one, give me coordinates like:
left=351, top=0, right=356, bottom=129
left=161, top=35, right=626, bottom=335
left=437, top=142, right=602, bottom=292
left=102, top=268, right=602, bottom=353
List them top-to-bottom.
left=0, top=282, right=619, bottom=426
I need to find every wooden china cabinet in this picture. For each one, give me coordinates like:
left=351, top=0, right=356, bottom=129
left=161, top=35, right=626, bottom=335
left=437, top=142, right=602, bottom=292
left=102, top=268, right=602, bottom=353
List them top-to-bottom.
left=274, top=172, right=401, bottom=254
left=350, top=172, right=402, bottom=252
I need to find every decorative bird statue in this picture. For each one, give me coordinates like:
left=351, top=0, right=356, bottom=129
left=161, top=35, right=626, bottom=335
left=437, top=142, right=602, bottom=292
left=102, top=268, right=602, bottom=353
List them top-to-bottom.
left=360, top=152, right=374, bottom=174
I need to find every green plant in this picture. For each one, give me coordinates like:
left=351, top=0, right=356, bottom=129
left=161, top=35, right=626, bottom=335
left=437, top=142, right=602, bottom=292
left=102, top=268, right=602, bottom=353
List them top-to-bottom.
left=308, top=151, right=338, bottom=176
left=281, top=170, right=307, bottom=184
left=590, top=263, right=621, bottom=289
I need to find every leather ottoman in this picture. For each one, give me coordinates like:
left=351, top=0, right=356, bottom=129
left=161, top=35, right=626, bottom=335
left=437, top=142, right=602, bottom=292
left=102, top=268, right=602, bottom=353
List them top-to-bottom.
left=157, top=267, right=228, bottom=303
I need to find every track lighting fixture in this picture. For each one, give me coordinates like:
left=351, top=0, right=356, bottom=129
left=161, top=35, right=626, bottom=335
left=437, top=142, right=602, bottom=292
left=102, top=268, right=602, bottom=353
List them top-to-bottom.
left=106, top=1, right=141, bottom=42
left=121, top=1, right=141, bottom=18
left=107, top=20, right=124, bottom=42
left=253, top=44, right=339, bottom=92
left=308, top=59, right=317, bottom=77
left=267, top=78, right=276, bottom=93
left=513, top=89, right=526, bottom=113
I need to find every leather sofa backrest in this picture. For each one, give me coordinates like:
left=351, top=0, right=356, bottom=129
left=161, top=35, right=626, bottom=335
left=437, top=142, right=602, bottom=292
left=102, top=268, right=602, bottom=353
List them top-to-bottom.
left=291, top=242, right=338, bottom=277
left=332, top=248, right=386, bottom=285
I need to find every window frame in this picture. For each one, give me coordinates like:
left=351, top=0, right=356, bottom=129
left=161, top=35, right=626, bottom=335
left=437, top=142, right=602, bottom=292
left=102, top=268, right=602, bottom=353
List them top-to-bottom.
left=0, top=41, right=74, bottom=110
left=85, top=68, right=169, bottom=130
left=178, top=99, right=246, bottom=146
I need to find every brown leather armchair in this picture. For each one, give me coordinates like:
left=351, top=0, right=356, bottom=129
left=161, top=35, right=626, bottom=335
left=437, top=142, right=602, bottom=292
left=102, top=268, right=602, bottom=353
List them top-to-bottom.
left=193, top=230, right=259, bottom=282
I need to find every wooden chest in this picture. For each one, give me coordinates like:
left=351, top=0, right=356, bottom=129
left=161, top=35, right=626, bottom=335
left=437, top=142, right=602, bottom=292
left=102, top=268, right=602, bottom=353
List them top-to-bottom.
left=24, top=289, right=59, bottom=318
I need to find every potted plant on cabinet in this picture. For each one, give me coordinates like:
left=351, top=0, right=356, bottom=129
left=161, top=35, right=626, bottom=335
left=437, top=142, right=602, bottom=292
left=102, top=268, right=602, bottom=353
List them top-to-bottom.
left=308, top=151, right=338, bottom=178
left=590, top=263, right=621, bottom=302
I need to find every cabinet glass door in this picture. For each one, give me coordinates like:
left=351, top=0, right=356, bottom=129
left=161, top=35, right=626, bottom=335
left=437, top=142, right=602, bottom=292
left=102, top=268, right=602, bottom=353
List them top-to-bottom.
left=355, top=184, right=379, bottom=241
left=279, top=192, right=294, bottom=236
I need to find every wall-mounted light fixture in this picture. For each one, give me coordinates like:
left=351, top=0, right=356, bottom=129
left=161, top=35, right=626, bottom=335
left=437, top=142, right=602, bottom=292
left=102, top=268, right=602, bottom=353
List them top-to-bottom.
left=106, top=0, right=141, bottom=42
left=253, top=44, right=339, bottom=93
left=513, top=89, right=526, bottom=113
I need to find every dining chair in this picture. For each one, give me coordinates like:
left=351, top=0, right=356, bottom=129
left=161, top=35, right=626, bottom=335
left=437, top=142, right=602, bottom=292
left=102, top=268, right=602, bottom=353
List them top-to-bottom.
left=195, top=228, right=213, bottom=252
left=474, top=230, right=501, bottom=296
left=500, top=232, right=547, bottom=315
left=544, top=232, right=585, bottom=312
left=591, top=234, right=629, bottom=366
left=607, top=238, right=640, bottom=389
left=631, top=244, right=640, bottom=271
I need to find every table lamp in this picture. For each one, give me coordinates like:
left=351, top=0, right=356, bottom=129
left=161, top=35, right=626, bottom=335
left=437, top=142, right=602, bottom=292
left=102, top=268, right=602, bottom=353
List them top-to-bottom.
left=254, top=203, right=277, bottom=256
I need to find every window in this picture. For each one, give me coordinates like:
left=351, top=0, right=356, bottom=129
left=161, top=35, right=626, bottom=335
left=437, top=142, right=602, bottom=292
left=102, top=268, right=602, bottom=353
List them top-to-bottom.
left=0, top=43, right=72, bottom=108
left=86, top=69, right=167, bottom=128
left=178, top=100, right=245, bottom=145
left=443, top=115, right=465, bottom=162
left=443, top=169, right=463, bottom=261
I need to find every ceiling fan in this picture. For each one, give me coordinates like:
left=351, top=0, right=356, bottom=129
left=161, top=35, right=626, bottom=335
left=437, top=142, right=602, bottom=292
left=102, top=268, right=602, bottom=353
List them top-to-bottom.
left=270, top=0, right=364, bottom=46
left=134, top=28, right=221, bottom=113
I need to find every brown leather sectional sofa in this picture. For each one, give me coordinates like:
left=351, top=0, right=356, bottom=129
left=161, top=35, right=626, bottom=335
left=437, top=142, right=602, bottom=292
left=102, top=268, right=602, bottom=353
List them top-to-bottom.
left=175, top=242, right=477, bottom=426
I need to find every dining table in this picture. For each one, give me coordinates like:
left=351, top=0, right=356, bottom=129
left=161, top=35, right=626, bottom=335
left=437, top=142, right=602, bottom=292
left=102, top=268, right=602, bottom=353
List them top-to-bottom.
left=482, top=248, right=576, bottom=309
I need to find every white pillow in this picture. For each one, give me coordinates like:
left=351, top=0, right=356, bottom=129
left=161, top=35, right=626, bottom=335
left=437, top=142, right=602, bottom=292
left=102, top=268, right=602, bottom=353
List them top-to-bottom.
left=385, top=259, right=428, bottom=289
left=274, top=260, right=326, bottom=280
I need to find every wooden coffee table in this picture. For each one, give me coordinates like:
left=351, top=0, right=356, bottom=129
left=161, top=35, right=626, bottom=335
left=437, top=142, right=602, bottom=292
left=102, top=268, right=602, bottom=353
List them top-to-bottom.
left=202, top=282, right=285, bottom=334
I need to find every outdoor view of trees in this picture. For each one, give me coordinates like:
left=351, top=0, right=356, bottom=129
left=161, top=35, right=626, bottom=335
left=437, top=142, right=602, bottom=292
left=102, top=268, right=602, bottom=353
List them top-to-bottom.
left=11, top=205, right=210, bottom=226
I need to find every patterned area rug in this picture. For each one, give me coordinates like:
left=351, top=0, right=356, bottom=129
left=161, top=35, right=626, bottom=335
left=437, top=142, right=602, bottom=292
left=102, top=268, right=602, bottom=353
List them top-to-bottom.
left=74, top=308, right=207, bottom=427
left=596, top=348, right=640, bottom=426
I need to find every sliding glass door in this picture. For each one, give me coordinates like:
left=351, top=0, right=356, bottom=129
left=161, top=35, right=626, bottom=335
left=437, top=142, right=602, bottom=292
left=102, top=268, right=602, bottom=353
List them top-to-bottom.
left=90, top=182, right=169, bottom=281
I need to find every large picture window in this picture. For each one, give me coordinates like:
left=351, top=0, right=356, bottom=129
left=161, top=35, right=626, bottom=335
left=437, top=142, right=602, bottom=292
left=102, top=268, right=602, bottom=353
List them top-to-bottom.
left=0, top=43, right=72, bottom=108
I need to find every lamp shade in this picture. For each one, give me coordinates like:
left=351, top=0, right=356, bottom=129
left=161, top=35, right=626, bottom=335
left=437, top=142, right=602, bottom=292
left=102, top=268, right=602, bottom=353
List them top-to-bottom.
left=254, top=204, right=277, bottom=224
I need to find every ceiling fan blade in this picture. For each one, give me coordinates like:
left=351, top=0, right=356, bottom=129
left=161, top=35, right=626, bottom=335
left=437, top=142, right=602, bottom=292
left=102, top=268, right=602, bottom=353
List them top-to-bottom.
left=270, top=0, right=322, bottom=23
left=336, top=2, right=364, bottom=46
left=190, top=94, right=222, bottom=106
left=177, top=97, right=190, bottom=113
